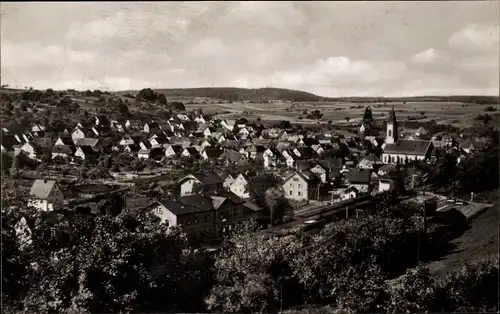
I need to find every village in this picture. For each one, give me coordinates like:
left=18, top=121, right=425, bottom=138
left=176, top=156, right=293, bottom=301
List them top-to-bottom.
left=1, top=89, right=495, bottom=247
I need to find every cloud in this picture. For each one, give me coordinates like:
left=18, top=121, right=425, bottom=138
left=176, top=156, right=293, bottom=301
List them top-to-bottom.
left=448, top=23, right=500, bottom=52
left=1, top=41, right=96, bottom=68
left=411, top=48, right=442, bottom=64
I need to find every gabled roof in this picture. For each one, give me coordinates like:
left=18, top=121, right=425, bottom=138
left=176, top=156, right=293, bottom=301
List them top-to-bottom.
left=1, top=134, right=18, bottom=151
left=56, top=136, right=74, bottom=146
left=74, top=138, right=100, bottom=147
left=384, top=139, right=431, bottom=155
left=52, top=145, right=74, bottom=155
left=77, top=146, right=98, bottom=155
left=204, top=147, right=224, bottom=158
left=346, top=168, right=372, bottom=184
left=283, top=171, right=320, bottom=185
left=179, top=172, right=224, bottom=186
left=30, top=179, right=57, bottom=200
left=155, top=195, right=214, bottom=216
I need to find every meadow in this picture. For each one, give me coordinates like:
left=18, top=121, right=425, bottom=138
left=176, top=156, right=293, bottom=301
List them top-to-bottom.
left=185, top=100, right=497, bottom=127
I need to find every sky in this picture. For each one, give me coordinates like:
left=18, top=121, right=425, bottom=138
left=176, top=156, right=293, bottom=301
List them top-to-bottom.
left=1, top=1, right=499, bottom=97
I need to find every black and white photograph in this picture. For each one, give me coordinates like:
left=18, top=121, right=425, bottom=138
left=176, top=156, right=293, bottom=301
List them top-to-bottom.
left=1, top=1, right=499, bottom=313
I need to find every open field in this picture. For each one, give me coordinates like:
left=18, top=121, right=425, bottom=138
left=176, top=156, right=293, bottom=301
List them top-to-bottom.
left=185, top=101, right=498, bottom=127
left=426, top=203, right=499, bottom=276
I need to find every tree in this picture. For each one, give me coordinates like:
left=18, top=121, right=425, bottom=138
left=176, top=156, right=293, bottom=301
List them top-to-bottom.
left=136, top=88, right=157, bottom=103
left=157, top=93, right=167, bottom=106
left=170, top=101, right=186, bottom=111
left=363, top=106, right=373, bottom=123
left=264, top=187, right=292, bottom=226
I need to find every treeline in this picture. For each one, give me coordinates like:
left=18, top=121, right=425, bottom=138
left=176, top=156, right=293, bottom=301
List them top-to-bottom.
left=139, top=87, right=323, bottom=102
left=326, top=95, right=499, bottom=104
left=2, top=184, right=498, bottom=313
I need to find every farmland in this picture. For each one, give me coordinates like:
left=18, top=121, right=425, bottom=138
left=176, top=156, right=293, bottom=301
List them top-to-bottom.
left=185, top=100, right=499, bottom=127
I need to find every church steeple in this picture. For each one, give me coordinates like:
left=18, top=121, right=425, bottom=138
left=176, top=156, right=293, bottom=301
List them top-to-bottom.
left=385, top=106, right=398, bottom=144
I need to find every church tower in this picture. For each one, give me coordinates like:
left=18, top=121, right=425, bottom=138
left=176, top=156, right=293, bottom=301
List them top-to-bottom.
left=385, top=106, right=398, bottom=144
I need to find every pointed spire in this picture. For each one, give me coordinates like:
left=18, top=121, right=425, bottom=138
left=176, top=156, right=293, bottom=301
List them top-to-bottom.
left=388, top=105, right=397, bottom=124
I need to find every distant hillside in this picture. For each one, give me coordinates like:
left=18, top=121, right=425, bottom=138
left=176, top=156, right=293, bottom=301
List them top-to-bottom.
left=118, top=87, right=499, bottom=104
left=119, top=87, right=323, bottom=102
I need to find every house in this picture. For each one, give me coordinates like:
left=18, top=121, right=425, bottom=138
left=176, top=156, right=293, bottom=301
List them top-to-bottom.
left=382, top=108, right=432, bottom=164
left=194, top=115, right=206, bottom=124
left=125, top=119, right=143, bottom=130
left=221, top=119, right=236, bottom=131
left=144, top=122, right=160, bottom=133
left=71, top=127, right=87, bottom=141
left=415, top=127, right=428, bottom=137
left=150, top=135, right=170, bottom=148
left=55, top=136, right=74, bottom=146
left=119, top=136, right=136, bottom=146
left=74, top=138, right=100, bottom=149
left=458, top=139, right=478, bottom=154
left=139, top=141, right=153, bottom=150
left=16, top=142, right=43, bottom=160
left=124, top=144, right=141, bottom=155
left=164, top=144, right=183, bottom=158
left=311, top=144, right=325, bottom=155
left=51, top=145, right=74, bottom=159
left=74, top=146, right=99, bottom=161
left=181, top=147, right=200, bottom=159
left=201, top=147, right=224, bottom=160
left=138, top=149, right=151, bottom=159
left=221, top=150, right=247, bottom=165
left=358, top=153, right=384, bottom=171
left=308, top=161, right=331, bottom=184
left=378, top=167, right=404, bottom=194
left=345, top=169, right=372, bottom=194
left=282, top=171, right=321, bottom=201
left=178, top=172, right=224, bottom=197
left=222, top=172, right=238, bottom=189
left=229, top=173, right=250, bottom=199
left=29, top=179, right=64, bottom=211
left=341, top=186, right=359, bottom=200
left=210, top=191, right=254, bottom=235
left=147, top=195, right=217, bottom=239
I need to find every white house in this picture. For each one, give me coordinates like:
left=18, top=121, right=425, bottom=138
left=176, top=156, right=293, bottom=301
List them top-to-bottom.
left=221, top=119, right=236, bottom=131
left=71, top=128, right=86, bottom=141
left=229, top=173, right=250, bottom=199
left=29, top=179, right=64, bottom=211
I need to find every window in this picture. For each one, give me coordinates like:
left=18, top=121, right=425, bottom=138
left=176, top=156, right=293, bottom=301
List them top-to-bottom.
left=388, top=129, right=392, bottom=137
left=391, top=156, right=395, bottom=163
left=293, top=178, right=299, bottom=182
left=290, top=183, right=294, bottom=188
left=298, top=184, right=302, bottom=188
left=289, top=190, right=292, bottom=195
left=298, top=191, right=302, bottom=196
left=155, top=207, right=162, bottom=214
left=165, top=220, right=170, bottom=226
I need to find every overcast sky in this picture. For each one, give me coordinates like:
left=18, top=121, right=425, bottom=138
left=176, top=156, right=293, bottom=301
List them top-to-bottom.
left=1, top=1, right=499, bottom=97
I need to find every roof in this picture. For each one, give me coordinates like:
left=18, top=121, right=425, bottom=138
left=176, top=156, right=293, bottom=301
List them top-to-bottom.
left=388, top=107, right=398, bottom=125
left=1, top=134, right=18, bottom=151
left=57, top=136, right=74, bottom=146
left=74, top=138, right=100, bottom=147
left=458, top=138, right=477, bottom=149
left=384, top=140, right=431, bottom=155
left=52, top=145, right=74, bottom=155
left=77, top=146, right=98, bottom=155
left=204, top=147, right=224, bottom=158
left=358, top=153, right=383, bottom=168
left=346, top=169, right=372, bottom=184
left=283, top=171, right=320, bottom=185
left=30, top=179, right=57, bottom=200
left=155, top=195, right=214, bottom=216
left=243, top=200, right=264, bottom=212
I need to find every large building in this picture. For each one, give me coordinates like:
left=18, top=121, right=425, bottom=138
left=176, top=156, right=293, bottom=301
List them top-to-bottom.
left=382, top=107, right=433, bottom=164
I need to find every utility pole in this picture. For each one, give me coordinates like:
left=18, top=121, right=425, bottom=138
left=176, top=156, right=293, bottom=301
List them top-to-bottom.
left=317, top=183, right=320, bottom=202
left=346, top=206, right=349, bottom=219
left=280, top=284, right=283, bottom=313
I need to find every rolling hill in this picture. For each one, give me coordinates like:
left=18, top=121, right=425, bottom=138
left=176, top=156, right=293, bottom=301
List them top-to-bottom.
left=118, top=87, right=499, bottom=104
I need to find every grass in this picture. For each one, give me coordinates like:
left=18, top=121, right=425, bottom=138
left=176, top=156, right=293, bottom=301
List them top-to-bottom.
left=185, top=101, right=493, bottom=127
left=426, top=203, right=499, bottom=276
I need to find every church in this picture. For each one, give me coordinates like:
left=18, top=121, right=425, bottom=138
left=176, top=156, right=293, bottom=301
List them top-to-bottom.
left=381, top=107, right=433, bottom=164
